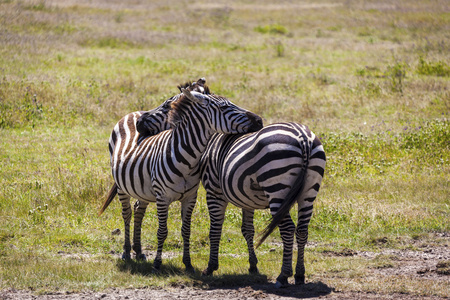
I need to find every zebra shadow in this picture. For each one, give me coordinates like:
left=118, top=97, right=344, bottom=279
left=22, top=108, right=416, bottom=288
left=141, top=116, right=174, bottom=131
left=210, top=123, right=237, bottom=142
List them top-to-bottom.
left=115, top=259, right=187, bottom=277
left=116, top=260, right=333, bottom=298
left=203, top=275, right=333, bottom=299
left=247, top=281, right=334, bottom=299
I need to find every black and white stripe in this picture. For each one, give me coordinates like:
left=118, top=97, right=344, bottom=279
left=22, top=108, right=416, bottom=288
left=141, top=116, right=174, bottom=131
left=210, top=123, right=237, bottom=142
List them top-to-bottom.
left=99, top=84, right=263, bottom=272
left=136, top=84, right=326, bottom=287
left=200, top=123, right=326, bottom=287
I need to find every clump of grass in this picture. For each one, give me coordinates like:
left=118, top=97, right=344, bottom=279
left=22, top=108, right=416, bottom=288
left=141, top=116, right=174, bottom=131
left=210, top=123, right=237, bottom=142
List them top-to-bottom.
left=254, top=24, right=288, bottom=35
left=274, top=41, right=285, bottom=57
left=416, top=56, right=450, bottom=77
left=385, top=62, right=408, bottom=94
left=0, top=85, right=44, bottom=128
left=400, top=119, right=449, bottom=151
left=436, top=260, right=450, bottom=275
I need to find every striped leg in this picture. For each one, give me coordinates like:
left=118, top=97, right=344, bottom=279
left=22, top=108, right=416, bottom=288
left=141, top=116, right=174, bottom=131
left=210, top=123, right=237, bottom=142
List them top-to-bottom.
left=296, top=143, right=325, bottom=284
left=118, top=190, right=132, bottom=260
left=181, top=195, right=197, bottom=273
left=203, top=197, right=228, bottom=276
left=295, top=199, right=315, bottom=285
left=133, top=200, right=149, bottom=260
left=154, top=200, right=169, bottom=270
left=241, top=209, right=259, bottom=274
left=275, top=214, right=296, bottom=288
left=295, top=229, right=308, bottom=285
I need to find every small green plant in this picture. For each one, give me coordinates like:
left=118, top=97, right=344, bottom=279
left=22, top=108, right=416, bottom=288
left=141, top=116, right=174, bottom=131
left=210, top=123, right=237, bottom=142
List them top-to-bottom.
left=26, top=0, right=47, bottom=11
left=114, top=12, right=125, bottom=23
left=274, top=41, right=285, bottom=57
left=416, top=56, right=449, bottom=77
left=386, top=62, right=407, bottom=94
left=28, top=204, right=48, bottom=225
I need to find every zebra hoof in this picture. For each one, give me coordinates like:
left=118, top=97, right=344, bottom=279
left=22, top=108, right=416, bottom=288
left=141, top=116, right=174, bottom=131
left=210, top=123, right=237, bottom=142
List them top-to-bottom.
left=122, top=253, right=131, bottom=260
left=136, top=253, right=147, bottom=261
left=153, top=259, right=162, bottom=271
left=185, top=265, right=195, bottom=274
left=249, top=266, right=259, bottom=274
left=201, top=268, right=213, bottom=276
left=275, top=275, right=289, bottom=288
left=295, top=275, right=305, bottom=285
left=274, top=281, right=284, bottom=289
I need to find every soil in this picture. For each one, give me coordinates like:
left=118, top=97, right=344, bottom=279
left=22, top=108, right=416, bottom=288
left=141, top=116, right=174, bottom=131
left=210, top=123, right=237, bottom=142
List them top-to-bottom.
left=0, top=285, right=446, bottom=300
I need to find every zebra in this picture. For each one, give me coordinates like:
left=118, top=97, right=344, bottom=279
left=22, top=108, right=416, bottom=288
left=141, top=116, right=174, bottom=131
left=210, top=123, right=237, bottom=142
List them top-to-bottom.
left=99, top=79, right=209, bottom=263
left=99, top=81, right=197, bottom=258
left=98, top=82, right=263, bottom=273
left=137, top=83, right=326, bottom=287
left=200, top=123, right=326, bottom=287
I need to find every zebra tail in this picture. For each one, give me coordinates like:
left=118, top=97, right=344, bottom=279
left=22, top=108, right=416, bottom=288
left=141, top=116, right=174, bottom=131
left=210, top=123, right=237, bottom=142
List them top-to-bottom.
left=255, top=164, right=308, bottom=249
left=98, top=183, right=118, bottom=216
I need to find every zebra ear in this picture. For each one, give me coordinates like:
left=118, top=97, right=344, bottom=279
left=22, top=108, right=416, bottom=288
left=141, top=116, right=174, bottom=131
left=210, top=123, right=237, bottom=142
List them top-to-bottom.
left=181, top=88, right=204, bottom=104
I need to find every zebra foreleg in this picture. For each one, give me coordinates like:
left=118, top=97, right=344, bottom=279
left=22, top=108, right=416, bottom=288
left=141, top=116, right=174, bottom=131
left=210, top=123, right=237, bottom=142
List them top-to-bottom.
left=118, top=191, right=132, bottom=260
left=180, top=195, right=197, bottom=273
left=202, top=198, right=227, bottom=276
left=132, top=200, right=149, bottom=260
left=153, top=200, right=169, bottom=271
left=241, top=209, right=258, bottom=274
left=275, top=214, right=295, bottom=288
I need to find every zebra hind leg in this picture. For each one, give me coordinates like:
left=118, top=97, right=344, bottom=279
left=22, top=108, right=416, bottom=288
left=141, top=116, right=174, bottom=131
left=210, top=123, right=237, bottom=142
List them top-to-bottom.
left=118, top=191, right=132, bottom=260
left=295, top=195, right=316, bottom=284
left=202, top=197, right=227, bottom=276
left=132, top=200, right=149, bottom=261
left=241, top=209, right=258, bottom=274
left=275, top=214, right=295, bottom=288
left=295, top=229, right=308, bottom=285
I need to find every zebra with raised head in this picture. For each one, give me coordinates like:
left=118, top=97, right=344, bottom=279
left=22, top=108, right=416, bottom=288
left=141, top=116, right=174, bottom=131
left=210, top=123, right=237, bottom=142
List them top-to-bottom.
left=99, top=81, right=263, bottom=272
left=137, top=82, right=326, bottom=287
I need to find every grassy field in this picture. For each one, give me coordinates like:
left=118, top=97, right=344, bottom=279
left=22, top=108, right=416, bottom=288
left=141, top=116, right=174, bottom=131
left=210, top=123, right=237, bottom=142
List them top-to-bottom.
left=0, top=0, right=449, bottom=297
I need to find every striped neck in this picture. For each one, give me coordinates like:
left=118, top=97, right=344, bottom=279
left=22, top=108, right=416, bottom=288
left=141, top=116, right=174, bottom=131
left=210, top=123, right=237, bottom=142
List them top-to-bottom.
left=169, top=111, right=213, bottom=172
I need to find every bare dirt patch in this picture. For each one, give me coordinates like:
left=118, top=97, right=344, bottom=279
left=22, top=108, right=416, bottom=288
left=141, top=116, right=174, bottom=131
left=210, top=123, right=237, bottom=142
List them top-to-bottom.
left=360, top=245, right=450, bottom=280
left=0, top=285, right=446, bottom=300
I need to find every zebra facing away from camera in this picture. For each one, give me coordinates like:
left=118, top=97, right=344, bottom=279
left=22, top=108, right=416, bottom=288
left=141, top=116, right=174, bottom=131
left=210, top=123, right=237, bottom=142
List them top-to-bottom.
left=99, top=81, right=263, bottom=272
left=137, top=84, right=326, bottom=287
left=200, top=123, right=326, bottom=287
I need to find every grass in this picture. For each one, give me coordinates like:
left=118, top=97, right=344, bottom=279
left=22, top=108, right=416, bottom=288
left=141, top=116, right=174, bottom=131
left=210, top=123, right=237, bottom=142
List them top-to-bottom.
left=0, top=0, right=449, bottom=297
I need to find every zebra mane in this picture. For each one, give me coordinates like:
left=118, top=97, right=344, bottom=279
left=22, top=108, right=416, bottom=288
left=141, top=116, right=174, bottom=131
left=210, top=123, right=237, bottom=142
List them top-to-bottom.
left=169, top=78, right=211, bottom=128
left=177, top=80, right=211, bottom=95
left=168, top=91, right=200, bottom=128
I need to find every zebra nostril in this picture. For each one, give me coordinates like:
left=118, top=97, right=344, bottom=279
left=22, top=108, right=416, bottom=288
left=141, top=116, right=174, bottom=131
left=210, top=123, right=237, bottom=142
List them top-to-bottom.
left=246, top=112, right=263, bottom=131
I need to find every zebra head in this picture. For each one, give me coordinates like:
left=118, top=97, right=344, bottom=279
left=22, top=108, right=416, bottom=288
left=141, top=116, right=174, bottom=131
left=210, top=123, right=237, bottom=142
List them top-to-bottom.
left=136, top=78, right=210, bottom=138
left=171, top=88, right=263, bottom=134
left=136, top=99, right=173, bottom=137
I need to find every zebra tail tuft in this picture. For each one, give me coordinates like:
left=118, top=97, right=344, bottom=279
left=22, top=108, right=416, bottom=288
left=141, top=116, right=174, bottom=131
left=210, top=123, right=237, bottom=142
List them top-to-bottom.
left=255, top=165, right=307, bottom=249
left=98, top=183, right=118, bottom=216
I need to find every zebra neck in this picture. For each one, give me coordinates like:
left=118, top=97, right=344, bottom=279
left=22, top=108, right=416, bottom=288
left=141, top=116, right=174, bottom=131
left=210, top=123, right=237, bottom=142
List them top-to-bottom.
left=170, top=121, right=212, bottom=171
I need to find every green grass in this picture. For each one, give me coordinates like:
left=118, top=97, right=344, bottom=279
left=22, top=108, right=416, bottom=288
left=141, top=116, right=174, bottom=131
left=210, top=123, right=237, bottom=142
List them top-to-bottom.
left=0, top=0, right=449, bottom=297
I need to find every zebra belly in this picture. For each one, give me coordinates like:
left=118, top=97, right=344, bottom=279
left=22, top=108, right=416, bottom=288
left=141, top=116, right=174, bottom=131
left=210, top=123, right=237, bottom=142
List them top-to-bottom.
left=222, top=155, right=305, bottom=211
left=113, top=171, right=157, bottom=202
